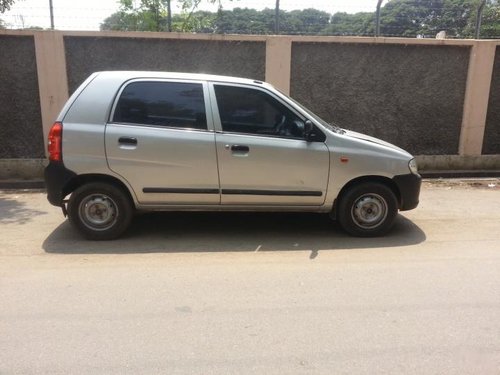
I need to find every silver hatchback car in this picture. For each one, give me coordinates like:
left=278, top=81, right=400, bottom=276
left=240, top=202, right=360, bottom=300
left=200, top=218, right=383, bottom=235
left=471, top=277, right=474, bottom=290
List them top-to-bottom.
left=45, top=71, right=421, bottom=240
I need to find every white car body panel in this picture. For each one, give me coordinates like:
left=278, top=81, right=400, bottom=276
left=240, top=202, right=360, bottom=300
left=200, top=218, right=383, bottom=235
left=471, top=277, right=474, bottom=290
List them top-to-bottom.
left=55, top=71, right=416, bottom=212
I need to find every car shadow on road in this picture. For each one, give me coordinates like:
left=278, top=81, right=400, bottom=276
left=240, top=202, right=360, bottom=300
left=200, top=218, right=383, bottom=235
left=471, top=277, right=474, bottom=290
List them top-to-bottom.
left=42, top=212, right=426, bottom=255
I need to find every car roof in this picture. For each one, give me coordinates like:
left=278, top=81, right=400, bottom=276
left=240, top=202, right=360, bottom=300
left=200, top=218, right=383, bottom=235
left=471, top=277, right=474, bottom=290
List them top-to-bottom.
left=93, top=71, right=270, bottom=87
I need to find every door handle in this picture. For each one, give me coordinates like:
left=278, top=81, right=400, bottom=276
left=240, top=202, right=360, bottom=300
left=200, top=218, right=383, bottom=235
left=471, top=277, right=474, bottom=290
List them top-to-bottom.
left=118, top=137, right=137, bottom=145
left=230, top=145, right=249, bottom=152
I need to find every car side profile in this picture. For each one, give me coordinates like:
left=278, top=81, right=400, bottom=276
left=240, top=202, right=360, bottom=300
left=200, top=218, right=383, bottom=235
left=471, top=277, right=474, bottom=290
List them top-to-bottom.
left=45, top=71, right=421, bottom=240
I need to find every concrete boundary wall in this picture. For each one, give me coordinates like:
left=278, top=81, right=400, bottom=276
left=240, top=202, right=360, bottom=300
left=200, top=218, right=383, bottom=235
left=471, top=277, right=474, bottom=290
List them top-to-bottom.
left=0, top=30, right=499, bottom=179
left=0, top=34, right=44, bottom=159
left=483, top=46, right=500, bottom=155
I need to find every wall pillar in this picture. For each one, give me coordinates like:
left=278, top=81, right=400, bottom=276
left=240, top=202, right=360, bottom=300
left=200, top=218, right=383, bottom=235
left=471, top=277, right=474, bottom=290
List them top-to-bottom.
left=34, top=31, right=69, bottom=155
left=265, top=36, right=292, bottom=95
left=458, top=41, right=496, bottom=156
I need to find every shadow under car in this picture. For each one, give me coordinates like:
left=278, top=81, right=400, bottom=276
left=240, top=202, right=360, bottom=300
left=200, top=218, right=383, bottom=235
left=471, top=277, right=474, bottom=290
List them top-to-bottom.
left=42, top=212, right=426, bottom=255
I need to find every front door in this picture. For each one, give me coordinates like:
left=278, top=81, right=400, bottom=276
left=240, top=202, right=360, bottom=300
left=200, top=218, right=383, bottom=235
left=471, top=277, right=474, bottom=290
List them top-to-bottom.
left=210, top=83, right=330, bottom=206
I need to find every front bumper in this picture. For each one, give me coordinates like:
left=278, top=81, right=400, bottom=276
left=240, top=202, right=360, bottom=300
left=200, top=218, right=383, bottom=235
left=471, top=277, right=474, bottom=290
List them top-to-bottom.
left=44, top=161, right=76, bottom=206
left=393, top=173, right=422, bottom=211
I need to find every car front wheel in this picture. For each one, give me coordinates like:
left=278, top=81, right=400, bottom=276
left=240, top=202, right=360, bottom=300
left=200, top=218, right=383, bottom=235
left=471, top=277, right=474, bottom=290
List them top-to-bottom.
left=67, top=182, right=133, bottom=240
left=337, top=182, right=398, bottom=237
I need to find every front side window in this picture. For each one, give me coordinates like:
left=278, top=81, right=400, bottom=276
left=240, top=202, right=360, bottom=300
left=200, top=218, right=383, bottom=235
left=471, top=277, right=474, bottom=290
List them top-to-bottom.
left=113, top=81, right=207, bottom=130
left=214, top=85, right=305, bottom=138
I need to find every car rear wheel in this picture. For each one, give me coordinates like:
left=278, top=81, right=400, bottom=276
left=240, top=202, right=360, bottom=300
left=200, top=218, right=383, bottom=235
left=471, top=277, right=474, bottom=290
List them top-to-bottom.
left=67, top=182, right=133, bottom=240
left=337, top=182, right=398, bottom=237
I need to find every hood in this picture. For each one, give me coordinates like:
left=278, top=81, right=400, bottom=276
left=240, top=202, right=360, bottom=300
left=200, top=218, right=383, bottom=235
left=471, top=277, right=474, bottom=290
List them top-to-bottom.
left=342, top=129, right=409, bottom=155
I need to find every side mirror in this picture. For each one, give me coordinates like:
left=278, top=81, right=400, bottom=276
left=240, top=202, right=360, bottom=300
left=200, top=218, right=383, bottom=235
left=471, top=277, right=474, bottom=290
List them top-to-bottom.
left=303, top=120, right=327, bottom=142
left=304, top=120, right=314, bottom=141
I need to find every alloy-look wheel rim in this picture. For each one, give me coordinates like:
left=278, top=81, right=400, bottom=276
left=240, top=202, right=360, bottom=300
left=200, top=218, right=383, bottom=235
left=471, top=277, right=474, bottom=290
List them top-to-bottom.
left=351, top=193, right=388, bottom=229
left=78, top=194, right=119, bottom=231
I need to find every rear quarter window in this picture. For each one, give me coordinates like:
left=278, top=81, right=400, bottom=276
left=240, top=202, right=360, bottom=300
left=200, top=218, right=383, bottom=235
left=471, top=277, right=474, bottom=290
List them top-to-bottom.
left=113, top=81, right=207, bottom=130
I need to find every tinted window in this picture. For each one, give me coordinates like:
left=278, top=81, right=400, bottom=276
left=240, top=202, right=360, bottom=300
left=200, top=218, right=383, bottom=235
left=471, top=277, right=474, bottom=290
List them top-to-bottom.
left=113, top=81, right=207, bottom=130
left=214, top=85, right=305, bottom=138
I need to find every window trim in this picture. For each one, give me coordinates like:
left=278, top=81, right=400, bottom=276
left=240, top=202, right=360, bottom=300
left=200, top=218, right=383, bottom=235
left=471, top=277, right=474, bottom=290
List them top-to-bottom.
left=108, top=78, right=215, bottom=132
left=208, top=82, right=309, bottom=141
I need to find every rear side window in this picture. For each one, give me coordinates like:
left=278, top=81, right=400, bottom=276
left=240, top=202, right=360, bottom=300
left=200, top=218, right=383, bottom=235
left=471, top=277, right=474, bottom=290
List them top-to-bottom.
left=113, top=81, right=207, bottom=130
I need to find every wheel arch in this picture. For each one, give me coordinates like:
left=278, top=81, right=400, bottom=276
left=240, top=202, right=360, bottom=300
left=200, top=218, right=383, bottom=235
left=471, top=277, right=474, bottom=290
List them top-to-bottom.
left=62, top=173, right=136, bottom=206
left=332, top=175, right=401, bottom=217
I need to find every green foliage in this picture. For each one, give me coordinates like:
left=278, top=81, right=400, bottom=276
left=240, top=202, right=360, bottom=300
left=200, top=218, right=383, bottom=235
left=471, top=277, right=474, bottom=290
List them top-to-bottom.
left=0, top=0, right=15, bottom=13
left=0, top=0, right=12, bottom=28
left=100, top=0, right=500, bottom=38
left=101, top=0, right=168, bottom=31
left=101, top=0, right=236, bottom=32
left=376, top=0, right=500, bottom=38
left=379, top=0, right=479, bottom=37
left=480, top=0, right=500, bottom=37
left=171, top=7, right=331, bottom=34
left=213, top=7, right=272, bottom=34
left=282, top=8, right=331, bottom=34
left=171, top=10, right=217, bottom=32
left=325, top=12, right=375, bottom=36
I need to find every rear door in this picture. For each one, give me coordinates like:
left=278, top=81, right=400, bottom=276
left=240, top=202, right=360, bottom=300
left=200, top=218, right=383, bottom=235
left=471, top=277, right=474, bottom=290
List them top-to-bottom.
left=105, top=79, right=220, bottom=205
left=210, top=83, right=330, bottom=206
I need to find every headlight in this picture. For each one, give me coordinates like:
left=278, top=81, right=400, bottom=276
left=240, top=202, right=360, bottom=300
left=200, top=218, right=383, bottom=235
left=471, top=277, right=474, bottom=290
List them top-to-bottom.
left=408, top=158, right=418, bottom=174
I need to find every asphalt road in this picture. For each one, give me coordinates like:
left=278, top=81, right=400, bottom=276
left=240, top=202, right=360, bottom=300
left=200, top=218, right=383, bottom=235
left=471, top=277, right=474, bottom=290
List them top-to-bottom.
left=1, top=180, right=499, bottom=374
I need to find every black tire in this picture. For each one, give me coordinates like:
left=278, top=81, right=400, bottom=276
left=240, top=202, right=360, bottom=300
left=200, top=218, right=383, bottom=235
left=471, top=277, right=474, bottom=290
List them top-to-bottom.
left=67, top=182, right=133, bottom=240
left=337, top=182, right=398, bottom=237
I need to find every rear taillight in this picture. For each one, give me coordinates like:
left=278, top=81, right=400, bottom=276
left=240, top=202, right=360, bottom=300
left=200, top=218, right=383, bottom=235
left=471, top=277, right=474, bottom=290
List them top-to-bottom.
left=48, top=122, right=63, bottom=162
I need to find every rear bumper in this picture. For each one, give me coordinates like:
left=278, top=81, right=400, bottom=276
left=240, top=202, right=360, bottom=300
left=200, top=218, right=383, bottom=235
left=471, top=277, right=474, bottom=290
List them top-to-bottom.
left=44, top=161, right=76, bottom=206
left=393, top=173, right=422, bottom=211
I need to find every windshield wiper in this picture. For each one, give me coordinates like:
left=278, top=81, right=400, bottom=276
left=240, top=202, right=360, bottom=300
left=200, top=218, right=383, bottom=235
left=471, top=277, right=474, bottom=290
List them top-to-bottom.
left=327, top=122, right=345, bottom=134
